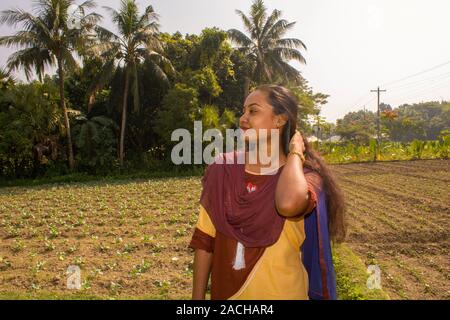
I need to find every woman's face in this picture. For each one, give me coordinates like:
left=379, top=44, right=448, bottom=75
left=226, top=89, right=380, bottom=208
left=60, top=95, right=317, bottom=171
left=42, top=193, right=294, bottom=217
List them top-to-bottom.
left=239, top=90, right=286, bottom=144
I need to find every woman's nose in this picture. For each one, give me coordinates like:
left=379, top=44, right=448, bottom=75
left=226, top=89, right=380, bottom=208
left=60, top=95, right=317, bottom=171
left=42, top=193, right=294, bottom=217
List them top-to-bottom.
left=240, top=112, right=248, bottom=124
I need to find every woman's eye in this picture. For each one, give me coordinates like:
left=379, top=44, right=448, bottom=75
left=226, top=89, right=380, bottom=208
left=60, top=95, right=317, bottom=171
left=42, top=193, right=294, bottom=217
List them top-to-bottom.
left=240, top=109, right=256, bottom=115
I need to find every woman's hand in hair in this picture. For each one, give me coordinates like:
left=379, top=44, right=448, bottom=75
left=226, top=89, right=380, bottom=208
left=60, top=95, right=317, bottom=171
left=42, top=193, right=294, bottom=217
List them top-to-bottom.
left=275, top=130, right=310, bottom=218
left=289, top=130, right=305, bottom=154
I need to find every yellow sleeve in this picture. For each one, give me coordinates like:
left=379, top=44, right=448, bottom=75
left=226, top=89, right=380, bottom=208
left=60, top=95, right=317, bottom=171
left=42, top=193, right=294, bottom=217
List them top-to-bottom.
left=196, top=205, right=216, bottom=238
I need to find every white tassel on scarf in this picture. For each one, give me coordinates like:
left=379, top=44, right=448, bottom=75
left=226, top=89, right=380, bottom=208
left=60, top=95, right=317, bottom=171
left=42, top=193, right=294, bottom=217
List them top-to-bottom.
left=232, top=241, right=246, bottom=270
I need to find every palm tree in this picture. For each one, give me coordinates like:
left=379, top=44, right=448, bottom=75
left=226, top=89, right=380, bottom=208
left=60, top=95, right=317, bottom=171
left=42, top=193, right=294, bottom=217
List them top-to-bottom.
left=0, top=0, right=101, bottom=171
left=89, top=0, right=174, bottom=166
left=228, top=0, right=307, bottom=96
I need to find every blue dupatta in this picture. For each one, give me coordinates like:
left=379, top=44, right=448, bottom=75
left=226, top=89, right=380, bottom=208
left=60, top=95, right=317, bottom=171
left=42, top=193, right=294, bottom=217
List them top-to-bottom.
left=301, top=186, right=337, bottom=300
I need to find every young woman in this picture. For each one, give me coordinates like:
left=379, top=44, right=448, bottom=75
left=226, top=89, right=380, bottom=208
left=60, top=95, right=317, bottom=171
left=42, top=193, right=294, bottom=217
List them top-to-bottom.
left=189, top=84, right=347, bottom=300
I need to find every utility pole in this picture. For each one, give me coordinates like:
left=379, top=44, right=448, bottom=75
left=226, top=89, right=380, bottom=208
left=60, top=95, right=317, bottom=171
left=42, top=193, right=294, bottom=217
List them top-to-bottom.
left=370, top=86, right=386, bottom=161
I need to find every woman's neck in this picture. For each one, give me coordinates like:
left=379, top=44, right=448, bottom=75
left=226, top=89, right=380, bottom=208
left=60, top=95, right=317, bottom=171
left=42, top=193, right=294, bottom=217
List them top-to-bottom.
left=244, top=139, right=287, bottom=174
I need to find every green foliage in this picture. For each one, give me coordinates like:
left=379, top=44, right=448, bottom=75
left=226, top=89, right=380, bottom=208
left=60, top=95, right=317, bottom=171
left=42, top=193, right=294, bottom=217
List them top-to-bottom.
left=0, top=0, right=103, bottom=171
left=197, top=28, right=230, bottom=68
left=65, top=57, right=109, bottom=115
left=187, top=67, right=223, bottom=101
left=0, top=68, right=15, bottom=90
left=0, top=80, right=63, bottom=177
left=153, top=83, right=238, bottom=160
left=154, top=83, right=200, bottom=148
left=288, top=83, right=329, bottom=134
left=337, top=102, right=449, bottom=145
left=383, top=102, right=449, bottom=142
left=331, top=103, right=448, bottom=165
left=201, top=105, right=220, bottom=130
left=219, top=108, right=237, bottom=131
left=335, top=110, right=376, bottom=145
left=72, top=115, right=118, bottom=174
left=437, top=129, right=450, bottom=158
left=368, top=138, right=378, bottom=160
left=321, top=139, right=449, bottom=164
left=410, top=139, right=425, bottom=160
left=333, top=243, right=389, bottom=300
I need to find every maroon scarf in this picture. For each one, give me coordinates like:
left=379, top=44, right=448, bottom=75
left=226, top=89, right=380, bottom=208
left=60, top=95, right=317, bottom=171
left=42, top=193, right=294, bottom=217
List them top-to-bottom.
left=199, top=151, right=286, bottom=248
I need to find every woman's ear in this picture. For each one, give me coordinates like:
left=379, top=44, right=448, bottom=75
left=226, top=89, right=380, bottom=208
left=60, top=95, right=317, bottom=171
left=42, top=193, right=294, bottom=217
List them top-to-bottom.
left=274, top=114, right=288, bottom=128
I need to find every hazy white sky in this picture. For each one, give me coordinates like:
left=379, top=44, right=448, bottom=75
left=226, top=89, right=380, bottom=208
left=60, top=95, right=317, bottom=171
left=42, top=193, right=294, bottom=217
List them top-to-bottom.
left=1, top=0, right=449, bottom=122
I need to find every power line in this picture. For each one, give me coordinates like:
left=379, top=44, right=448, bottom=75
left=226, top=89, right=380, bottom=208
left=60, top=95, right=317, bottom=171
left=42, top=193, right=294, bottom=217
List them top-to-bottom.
left=345, top=60, right=450, bottom=120
left=380, top=60, right=450, bottom=87
left=349, top=70, right=446, bottom=111
left=384, top=70, right=450, bottom=91
left=382, top=72, right=450, bottom=102
left=388, top=78, right=450, bottom=105
left=348, top=92, right=372, bottom=110
left=357, top=95, right=376, bottom=111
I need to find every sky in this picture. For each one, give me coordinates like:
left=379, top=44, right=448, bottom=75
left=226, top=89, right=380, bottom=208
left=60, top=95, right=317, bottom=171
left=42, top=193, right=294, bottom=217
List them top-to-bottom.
left=0, top=0, right=449, bottom=123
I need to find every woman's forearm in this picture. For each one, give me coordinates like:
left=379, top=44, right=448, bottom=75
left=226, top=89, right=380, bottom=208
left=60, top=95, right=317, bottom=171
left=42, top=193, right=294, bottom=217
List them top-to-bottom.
left=275, top=154, right=309, bottom=217
left=192, top=248, right=213, bottom=300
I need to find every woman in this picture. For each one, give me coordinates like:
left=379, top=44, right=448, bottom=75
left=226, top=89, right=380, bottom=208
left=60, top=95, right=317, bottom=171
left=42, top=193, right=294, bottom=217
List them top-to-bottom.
left=189, top=84, right=347, bottom=300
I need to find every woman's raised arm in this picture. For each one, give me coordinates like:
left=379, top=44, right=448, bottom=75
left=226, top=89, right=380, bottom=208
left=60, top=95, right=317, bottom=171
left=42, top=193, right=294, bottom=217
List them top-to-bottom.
left=275, top=131, right=310, bottom=217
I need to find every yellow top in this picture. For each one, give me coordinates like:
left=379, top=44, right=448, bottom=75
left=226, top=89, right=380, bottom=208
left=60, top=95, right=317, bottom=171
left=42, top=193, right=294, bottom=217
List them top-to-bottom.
left=196, top=204, right=309, bottom=300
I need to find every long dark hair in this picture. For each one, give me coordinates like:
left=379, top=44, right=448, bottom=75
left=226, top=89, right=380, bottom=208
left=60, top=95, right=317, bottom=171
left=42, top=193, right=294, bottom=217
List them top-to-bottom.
left=255, top=84, right=347, bottom=243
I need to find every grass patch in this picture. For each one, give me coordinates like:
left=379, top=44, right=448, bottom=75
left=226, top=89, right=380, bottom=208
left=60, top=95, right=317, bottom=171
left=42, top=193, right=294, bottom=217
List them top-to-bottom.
left=333, top=243, right=390, bottom=300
